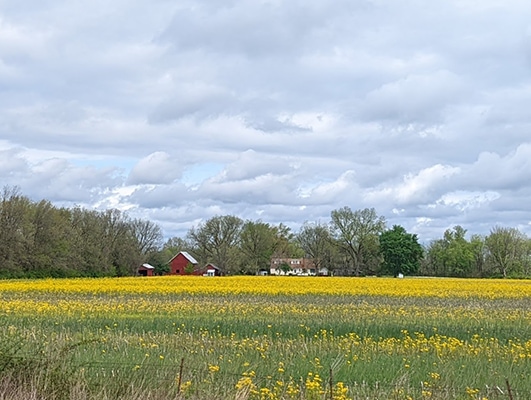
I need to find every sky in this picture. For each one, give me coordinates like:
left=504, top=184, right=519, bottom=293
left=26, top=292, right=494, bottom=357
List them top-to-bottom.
left=2, top=0, right=531, bottom=243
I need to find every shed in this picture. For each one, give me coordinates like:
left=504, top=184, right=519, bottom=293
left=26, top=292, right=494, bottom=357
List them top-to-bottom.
left=168, top=251, right=199, bottom=275
left=138, top=263, right=155, bottom=276
left=203, top=263, right=222, bottom=277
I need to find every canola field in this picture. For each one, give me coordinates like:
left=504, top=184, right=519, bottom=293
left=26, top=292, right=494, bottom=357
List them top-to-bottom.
left=0, top=276, right=530, bottom=399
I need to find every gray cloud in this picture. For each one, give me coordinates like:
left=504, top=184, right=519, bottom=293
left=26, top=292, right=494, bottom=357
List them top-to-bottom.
left=2, top=0, right=531, bottom=241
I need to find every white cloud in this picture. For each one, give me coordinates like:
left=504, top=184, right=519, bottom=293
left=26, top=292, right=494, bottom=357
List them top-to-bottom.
left=2, top=0, right=531, bottom=240
left=464, top=143, right=531, bottom=190
left=127, top=152, right=182, bottom=185
left=365, top=164, right=461, bottom=206
left=435, top=191, right=501, bottom=211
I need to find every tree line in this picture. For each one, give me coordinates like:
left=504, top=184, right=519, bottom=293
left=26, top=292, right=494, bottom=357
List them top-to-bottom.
left=1, top=186, right=531, bottom=278
left=0, top=187, right=162, bottom=278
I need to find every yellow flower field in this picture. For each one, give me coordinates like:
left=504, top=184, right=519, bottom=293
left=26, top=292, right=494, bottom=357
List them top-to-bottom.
left=0, top=275, right=530, bottom=298
left=0, top=276, right=530, bottom=400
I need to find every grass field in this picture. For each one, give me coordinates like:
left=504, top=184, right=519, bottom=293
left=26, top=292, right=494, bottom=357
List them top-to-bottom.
left=0, top=276, right=530, bottom=399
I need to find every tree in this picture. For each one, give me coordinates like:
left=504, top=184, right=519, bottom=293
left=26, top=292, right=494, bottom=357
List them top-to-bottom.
left=0, top=186, right=34, bottom=277
left=0, top=186, right=161, bottom=278
left=25, top=200, right=76, bottom=277
left=330, top=207, right=386, bottom=275
left=68, top=208, right=155, bottom=277
left=69, top=208, right=114, bottom=276
left=103, top=209, right=140, bottom=276
left=187, top=215, right=243, bottom=274
left=129, top=218, right=163, bottom=256
left=239, top=220, right=278, bottom=274
left=296, top=222, right=337, bottom=274
left=271, top=223, right=304, bottom=259
left=379, top=225, right=423, bottom=276
left=424, top=226, right=475, bottom=277
left=485, top=226, right=529, bottom=277
left=469, top=234, right=487, bottom=277
left=161, top=236, right=192, bottom=256
left=184, top=262, right=195, bottom=275
left=279, top=262, right=291, bottom=274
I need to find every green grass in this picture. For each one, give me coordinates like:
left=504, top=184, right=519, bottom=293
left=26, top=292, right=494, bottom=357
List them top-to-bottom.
left=0, top=286, right=530, bottom=399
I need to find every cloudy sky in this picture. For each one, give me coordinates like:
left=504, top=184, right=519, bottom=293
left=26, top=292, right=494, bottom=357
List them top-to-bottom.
left=2, top=0, right=531, bottom=242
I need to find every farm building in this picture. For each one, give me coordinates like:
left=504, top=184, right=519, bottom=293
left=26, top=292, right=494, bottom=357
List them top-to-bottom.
left=168, top=251, right=199, bottom=275
left=168, top=252, right=224, bottom=276
left=138, top=263, right=155, bottom=276
left=203, top=263, right=222, bottom=277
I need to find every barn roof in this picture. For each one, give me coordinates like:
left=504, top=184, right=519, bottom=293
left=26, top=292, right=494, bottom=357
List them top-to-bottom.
left=169, top=251, right=198, bottom=264
left=181, top=251, right=198, bottom=264
left=141, top=263, right=155, bottom=269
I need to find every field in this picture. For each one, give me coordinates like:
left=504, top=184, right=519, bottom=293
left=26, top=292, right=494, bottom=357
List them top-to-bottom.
left=0, top=276, right=530, bottom=399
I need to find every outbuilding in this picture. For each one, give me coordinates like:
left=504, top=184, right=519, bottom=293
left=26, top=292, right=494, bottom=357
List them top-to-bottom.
left=138, top=263, right=155, bottom=276
left=203, top=263, right=222, bottom=277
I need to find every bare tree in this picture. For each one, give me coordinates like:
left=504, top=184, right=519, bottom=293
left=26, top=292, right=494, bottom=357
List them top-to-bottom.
left=188, top=215, right=243, bottom=274
left=129, top=218, right=163, bottom=255
left=296, top=222, right=336, bottom=273
left=485, top=226, right=529, bottom=277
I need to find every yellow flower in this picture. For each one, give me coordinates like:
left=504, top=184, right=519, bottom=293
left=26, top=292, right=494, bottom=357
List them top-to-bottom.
left=208, top=364, right=220, bottom=373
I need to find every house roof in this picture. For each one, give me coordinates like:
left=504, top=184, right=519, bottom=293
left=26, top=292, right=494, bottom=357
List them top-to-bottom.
left=169, top=251, right=198, bottom=264
left=140, top=263, right=155, bottom=269
left=206, top=263, right=221, bottom=270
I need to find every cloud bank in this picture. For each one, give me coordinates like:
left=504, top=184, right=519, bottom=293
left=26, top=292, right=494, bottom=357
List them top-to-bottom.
left=2, top=0, right=531, bottom=241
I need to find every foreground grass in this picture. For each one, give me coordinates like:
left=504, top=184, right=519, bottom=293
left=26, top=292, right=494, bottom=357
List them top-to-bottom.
left=0, top=276, right=530, bottom=399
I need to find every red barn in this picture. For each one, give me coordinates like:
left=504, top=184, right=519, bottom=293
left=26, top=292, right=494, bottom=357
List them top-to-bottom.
left=168, top=251, right=199, bottom=275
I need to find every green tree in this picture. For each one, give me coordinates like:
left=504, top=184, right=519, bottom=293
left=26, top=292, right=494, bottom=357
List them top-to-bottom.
left=0, top=186, right=34, bottom=277
left=0, top=186, right=163, bottom=278
left=25, top=201, right=76, bottom=277
left=330, top=207, right=386, bottom=275
left=69, top=208, right=113, bottom=276
left=104, top=209, right=140, bottom=276
left=239, top=220, right=278, bottom=274
left=379, top=225, right=423, bottom=277
left=424, top=226, right=475, bottom=277
left=184, top=262, right=195, bottom=275
left=279, top=262, right=291, bottom=274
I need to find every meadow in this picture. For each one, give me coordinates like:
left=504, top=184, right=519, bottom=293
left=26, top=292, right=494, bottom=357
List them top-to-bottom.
left=0, top=276, right=530, bottom=400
